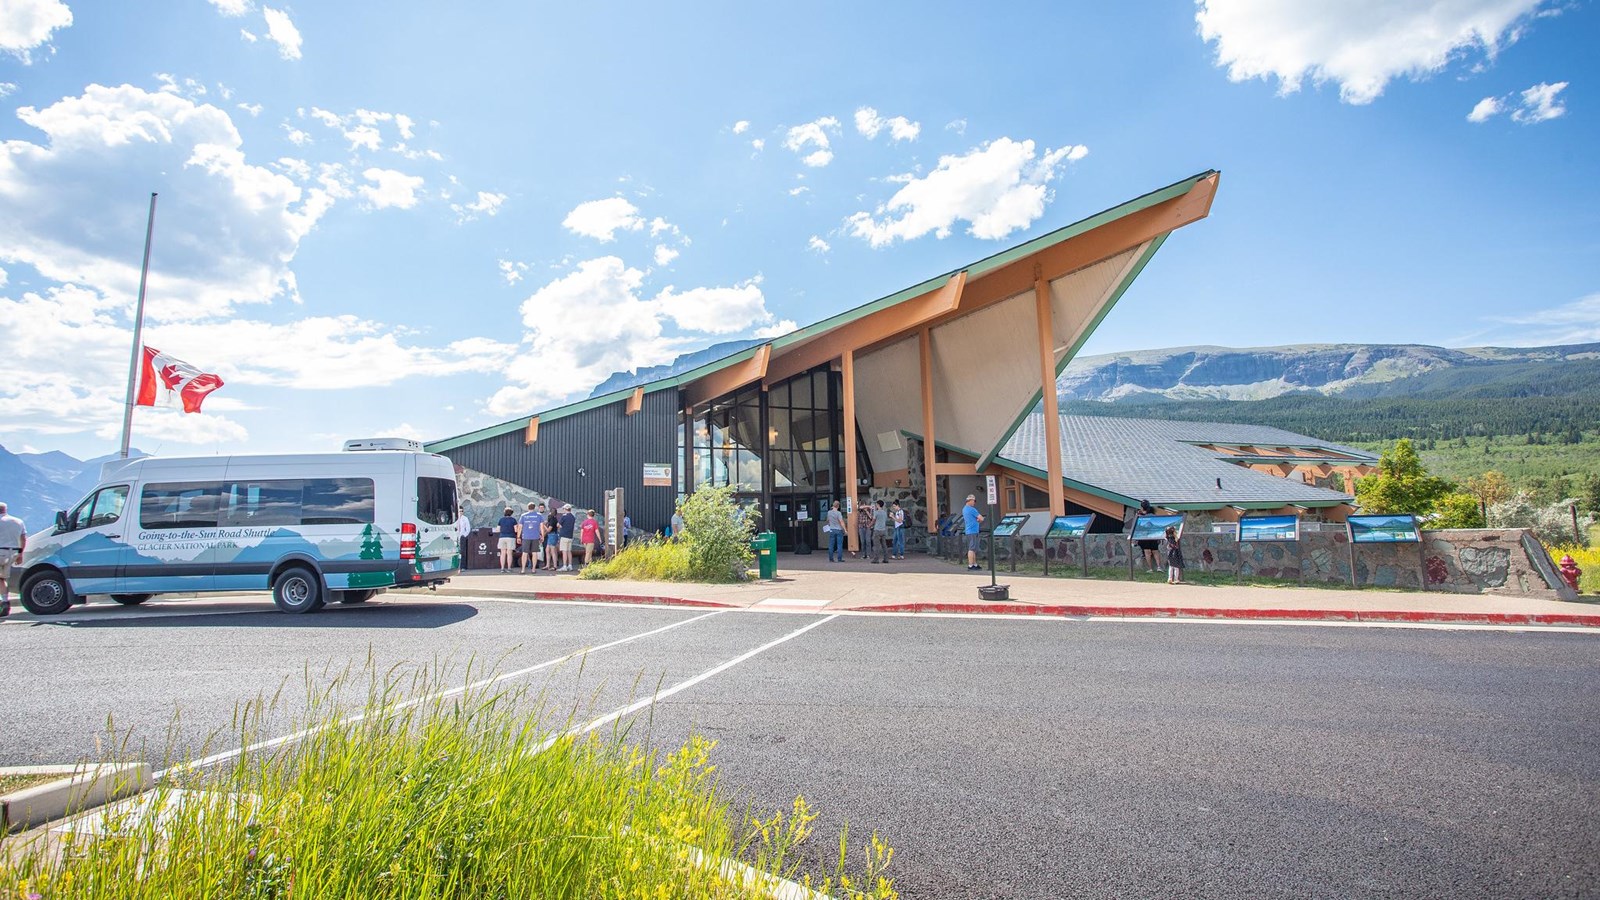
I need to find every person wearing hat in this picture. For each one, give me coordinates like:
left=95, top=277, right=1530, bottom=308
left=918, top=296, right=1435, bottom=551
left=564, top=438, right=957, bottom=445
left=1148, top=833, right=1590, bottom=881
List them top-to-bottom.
left=961, top=494, right=984, bottom=571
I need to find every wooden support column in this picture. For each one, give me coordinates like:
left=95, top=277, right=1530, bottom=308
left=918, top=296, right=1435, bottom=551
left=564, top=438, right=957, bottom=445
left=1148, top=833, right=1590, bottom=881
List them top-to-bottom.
left=1034, top=273, right=1066, bottom=516
left=919, top=326, right=938, bottom=533
left=842, top=349, right=860, bottom=554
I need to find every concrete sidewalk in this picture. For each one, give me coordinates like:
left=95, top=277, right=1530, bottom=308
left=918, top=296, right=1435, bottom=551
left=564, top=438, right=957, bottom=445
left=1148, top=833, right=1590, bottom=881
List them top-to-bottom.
left=450, top=552, right=1600, bottom=628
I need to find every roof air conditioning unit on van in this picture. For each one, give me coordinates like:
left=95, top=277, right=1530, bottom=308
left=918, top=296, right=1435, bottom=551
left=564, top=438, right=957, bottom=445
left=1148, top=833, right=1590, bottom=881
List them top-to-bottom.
left=343, top=438, right=424, bottom=452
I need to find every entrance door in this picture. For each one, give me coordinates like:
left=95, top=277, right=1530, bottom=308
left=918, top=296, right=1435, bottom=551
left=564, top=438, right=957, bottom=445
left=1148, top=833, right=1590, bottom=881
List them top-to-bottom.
left=771, top=494, right=824, bottom=552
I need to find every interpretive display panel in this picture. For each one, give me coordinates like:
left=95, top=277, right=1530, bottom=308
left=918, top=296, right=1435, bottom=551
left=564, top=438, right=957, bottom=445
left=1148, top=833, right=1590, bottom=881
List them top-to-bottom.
left=992, top=514, right=1031, bottom=538
left=1047, top=514, right=1094, bottom=538
left=1130, top=514, right=1183, bottom=541
left=1238, top=514, right=1299, bottom=542
left=1347, top=514, right=1421, bottom=543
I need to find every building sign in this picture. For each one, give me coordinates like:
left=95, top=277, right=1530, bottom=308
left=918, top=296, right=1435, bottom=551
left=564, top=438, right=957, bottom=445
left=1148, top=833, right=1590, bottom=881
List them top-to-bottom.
left=642, top=463, right=673, bottom=487
left=985, top=475, right=998, bottom=505
left=992, top=514, right=1030, bottom=537
left=1047, top=514, right=1094, bottom=538
left=1130, top=514, right=1183, bottom=541
left=1347, top=514, right=1421, bottom=543
left=1238, top=515, right=1299, bottom=542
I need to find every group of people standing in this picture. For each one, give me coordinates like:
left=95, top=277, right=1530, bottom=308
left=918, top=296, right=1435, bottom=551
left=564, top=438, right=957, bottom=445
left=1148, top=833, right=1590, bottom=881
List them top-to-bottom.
left=822, top=498, right=909, bottom=564
left=457, top=501, right=622, bottom=574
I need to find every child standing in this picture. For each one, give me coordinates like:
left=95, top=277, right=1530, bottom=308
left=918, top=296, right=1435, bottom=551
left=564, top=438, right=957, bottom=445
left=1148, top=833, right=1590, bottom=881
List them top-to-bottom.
left=1162, top=524, right=1185, bottom=584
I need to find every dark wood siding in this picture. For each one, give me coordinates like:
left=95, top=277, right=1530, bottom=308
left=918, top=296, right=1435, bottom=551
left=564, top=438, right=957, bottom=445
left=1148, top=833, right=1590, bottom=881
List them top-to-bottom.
left=442, top=390, right=680, bottom=533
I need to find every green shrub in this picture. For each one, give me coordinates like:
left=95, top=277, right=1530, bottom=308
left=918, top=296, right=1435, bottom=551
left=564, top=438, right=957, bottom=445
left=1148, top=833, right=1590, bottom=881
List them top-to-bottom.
left=681, top=485, right=756, bottom=582
left=587, top=486, right=755, bottom=584
left=2, top=664, right=899, bottom=898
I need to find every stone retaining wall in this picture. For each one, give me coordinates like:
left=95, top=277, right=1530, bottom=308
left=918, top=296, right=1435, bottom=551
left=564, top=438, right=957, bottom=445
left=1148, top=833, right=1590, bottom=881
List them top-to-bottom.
left=933, top=527, right=1573, bottom=600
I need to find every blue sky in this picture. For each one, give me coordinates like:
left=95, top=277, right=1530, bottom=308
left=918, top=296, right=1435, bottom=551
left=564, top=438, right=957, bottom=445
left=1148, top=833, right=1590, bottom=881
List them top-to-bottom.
left=0, top=0, right=1593, bottom=460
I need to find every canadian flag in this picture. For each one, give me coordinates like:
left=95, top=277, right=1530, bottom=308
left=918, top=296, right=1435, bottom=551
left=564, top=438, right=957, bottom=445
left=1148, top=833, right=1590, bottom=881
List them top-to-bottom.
left=136, top=346, right=225, bottom=414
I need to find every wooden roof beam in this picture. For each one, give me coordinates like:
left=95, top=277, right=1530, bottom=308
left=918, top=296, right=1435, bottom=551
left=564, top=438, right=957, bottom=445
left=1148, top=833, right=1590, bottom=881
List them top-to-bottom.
left=684, top=343, right=771, bottom=408
left=624, top=386, right=644, bottom=416
left=523, top=416, right=539, bottom=445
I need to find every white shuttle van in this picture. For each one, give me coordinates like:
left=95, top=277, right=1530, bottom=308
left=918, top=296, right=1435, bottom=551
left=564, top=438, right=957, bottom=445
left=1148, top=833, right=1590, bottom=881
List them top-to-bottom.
left=16, top=439, right=460, bottom=615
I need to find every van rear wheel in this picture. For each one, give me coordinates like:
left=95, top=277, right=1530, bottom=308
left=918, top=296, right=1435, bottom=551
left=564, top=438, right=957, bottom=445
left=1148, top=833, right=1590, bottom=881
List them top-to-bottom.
left=272, top=566, right=323, bottom=614
left=20, top=571, right=73, bottom=616
left=337, top=589, right=375, bottom=604
left=111, top=594, right=152, bottom=606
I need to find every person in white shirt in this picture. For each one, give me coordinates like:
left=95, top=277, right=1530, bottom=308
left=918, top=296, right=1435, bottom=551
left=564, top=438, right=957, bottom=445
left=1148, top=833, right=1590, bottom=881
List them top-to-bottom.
left=0, top=501, right=27, bottom=617
left=455, top=508, right=471, bottom=568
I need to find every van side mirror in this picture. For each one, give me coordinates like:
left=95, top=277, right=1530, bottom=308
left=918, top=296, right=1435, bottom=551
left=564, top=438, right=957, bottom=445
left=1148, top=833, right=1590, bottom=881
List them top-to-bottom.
left=55, top=510, right=68, bottom=532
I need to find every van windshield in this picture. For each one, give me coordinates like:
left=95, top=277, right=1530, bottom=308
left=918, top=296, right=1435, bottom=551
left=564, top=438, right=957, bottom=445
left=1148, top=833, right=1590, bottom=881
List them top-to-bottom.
left=418, top=477, right=456, bottom=526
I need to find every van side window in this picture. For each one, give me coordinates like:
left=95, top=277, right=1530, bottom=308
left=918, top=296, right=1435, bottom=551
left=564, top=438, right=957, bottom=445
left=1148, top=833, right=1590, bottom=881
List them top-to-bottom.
left=417, top=477, right=456, bottom=526
left=219, top=478, right=375, bottom=527
left=301, top=478, right=375, bottom=525
left=141, top=482, right=223, bottom=530
left=68, top=485, right=131, bottom=531
left=88, top=485, right=130, bottom=527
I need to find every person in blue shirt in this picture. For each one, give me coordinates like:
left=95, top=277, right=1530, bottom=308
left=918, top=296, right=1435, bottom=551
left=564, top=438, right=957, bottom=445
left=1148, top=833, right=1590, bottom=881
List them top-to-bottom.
left=961, top=494, right=985, bottom=571
left=517, top=502, right=545, bottom=573
left=496, top=507, right=518, bottom=572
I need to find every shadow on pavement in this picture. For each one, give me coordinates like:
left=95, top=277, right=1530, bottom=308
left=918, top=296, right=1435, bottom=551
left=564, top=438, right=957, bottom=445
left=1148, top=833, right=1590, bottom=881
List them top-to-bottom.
left=23, top=602, right=479, bottom=630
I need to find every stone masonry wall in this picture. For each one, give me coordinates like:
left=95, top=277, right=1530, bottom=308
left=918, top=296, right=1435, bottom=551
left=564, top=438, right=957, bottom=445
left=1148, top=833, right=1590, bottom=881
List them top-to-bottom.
left=934, top=527, right=1570, bottom=599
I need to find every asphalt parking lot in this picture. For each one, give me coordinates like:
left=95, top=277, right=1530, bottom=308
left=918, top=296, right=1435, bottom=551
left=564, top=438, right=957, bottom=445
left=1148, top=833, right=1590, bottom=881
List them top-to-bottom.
left=4, top=594, right=1598, bottom=899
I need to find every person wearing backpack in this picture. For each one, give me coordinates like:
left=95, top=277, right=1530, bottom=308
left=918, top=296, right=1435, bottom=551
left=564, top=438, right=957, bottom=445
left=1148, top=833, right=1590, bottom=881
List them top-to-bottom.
left=1161, top=524, right=1186, bottom=585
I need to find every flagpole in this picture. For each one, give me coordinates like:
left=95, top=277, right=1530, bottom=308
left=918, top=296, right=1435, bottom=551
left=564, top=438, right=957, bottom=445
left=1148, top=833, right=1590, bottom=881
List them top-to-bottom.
left=119, top=192, right=159, bottom=460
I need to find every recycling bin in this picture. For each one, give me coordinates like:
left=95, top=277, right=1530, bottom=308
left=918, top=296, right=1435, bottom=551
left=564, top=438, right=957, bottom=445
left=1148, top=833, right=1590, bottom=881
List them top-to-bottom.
left=467, top=527, right=497, bottom=570
left=752, top=531, right=777, bottom=579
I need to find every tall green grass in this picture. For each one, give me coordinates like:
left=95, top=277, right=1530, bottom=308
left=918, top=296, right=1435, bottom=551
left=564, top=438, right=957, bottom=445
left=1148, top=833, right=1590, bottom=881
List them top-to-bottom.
left=581, top=537, right=695, bottom=583
left=2, top=665, right=897, bottom=899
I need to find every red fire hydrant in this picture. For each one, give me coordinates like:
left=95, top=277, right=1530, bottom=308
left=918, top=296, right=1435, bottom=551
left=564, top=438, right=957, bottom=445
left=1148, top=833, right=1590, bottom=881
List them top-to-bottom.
left=1558, top=555, right=1582, bottom=592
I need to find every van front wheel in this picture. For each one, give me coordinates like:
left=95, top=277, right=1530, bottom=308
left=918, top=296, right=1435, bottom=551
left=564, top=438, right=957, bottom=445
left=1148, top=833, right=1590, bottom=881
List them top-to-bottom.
left=272, top=566, right=323, bottom=614
left=20, top=571, right=73, bottom=616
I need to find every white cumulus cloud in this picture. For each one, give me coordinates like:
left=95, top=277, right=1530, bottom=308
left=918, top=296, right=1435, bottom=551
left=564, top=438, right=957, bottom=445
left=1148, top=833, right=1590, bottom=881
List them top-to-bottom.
left=0, top=0, right=72, bottom=62
left=206, top=0, right=253, bottom=16
left=1196, top=0, right=1553, bottom=104
left=261, top=7, right=302, bottom=60
left=1468, top=80, right=1569, bottom=123
left=1511, top=80, right=1568, bottom=122
left=0, top=83, right=338, bottom=320
left=1467, top=95, right=1504, bottom=122
left=854, top=106, right=920, bottom=141
left=784, top=116, right=840, bottom=167
left=732, top=120, right=749, bottom=134
left=845, top=138, right=1087, bottom=248
left=358, top=167, right=423, bottom=209
left=451, top=190, right=506, bottom=223
left=562, top=196, right=644, bottom=242
left=807, top=235, right=830, bottom=254
left=653, top=245, right=680, bottom=266
left=487, top=258, right=786, bottom=415
left=498, top=259, right=529, bottom=285
left=655, top=277, right=770, bottom=335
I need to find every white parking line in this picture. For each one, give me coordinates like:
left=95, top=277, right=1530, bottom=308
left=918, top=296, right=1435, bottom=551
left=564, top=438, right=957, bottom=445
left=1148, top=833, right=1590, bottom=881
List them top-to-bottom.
left=155, top=608, right=729, bottom=779
left=548, top=614, right=839, bottom=749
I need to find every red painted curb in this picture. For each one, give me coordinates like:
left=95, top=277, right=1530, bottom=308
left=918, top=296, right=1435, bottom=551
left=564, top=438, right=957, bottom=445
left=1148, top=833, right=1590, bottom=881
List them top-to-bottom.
left=856, top=602, right=1600, bottom=628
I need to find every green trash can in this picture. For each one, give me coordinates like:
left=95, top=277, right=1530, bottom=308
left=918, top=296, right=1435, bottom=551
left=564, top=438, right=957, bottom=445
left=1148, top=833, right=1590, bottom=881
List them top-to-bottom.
left=752, top=531, right=777, bottom=579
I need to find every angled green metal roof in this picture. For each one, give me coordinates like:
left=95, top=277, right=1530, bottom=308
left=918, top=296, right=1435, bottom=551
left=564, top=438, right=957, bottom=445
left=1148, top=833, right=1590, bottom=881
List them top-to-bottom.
left=427, top=170, right=1219, bottom=456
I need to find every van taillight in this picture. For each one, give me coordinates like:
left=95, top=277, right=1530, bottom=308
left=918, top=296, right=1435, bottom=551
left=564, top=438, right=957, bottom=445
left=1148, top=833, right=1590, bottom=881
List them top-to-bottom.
left=400, top=523, right=418, bottom=560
